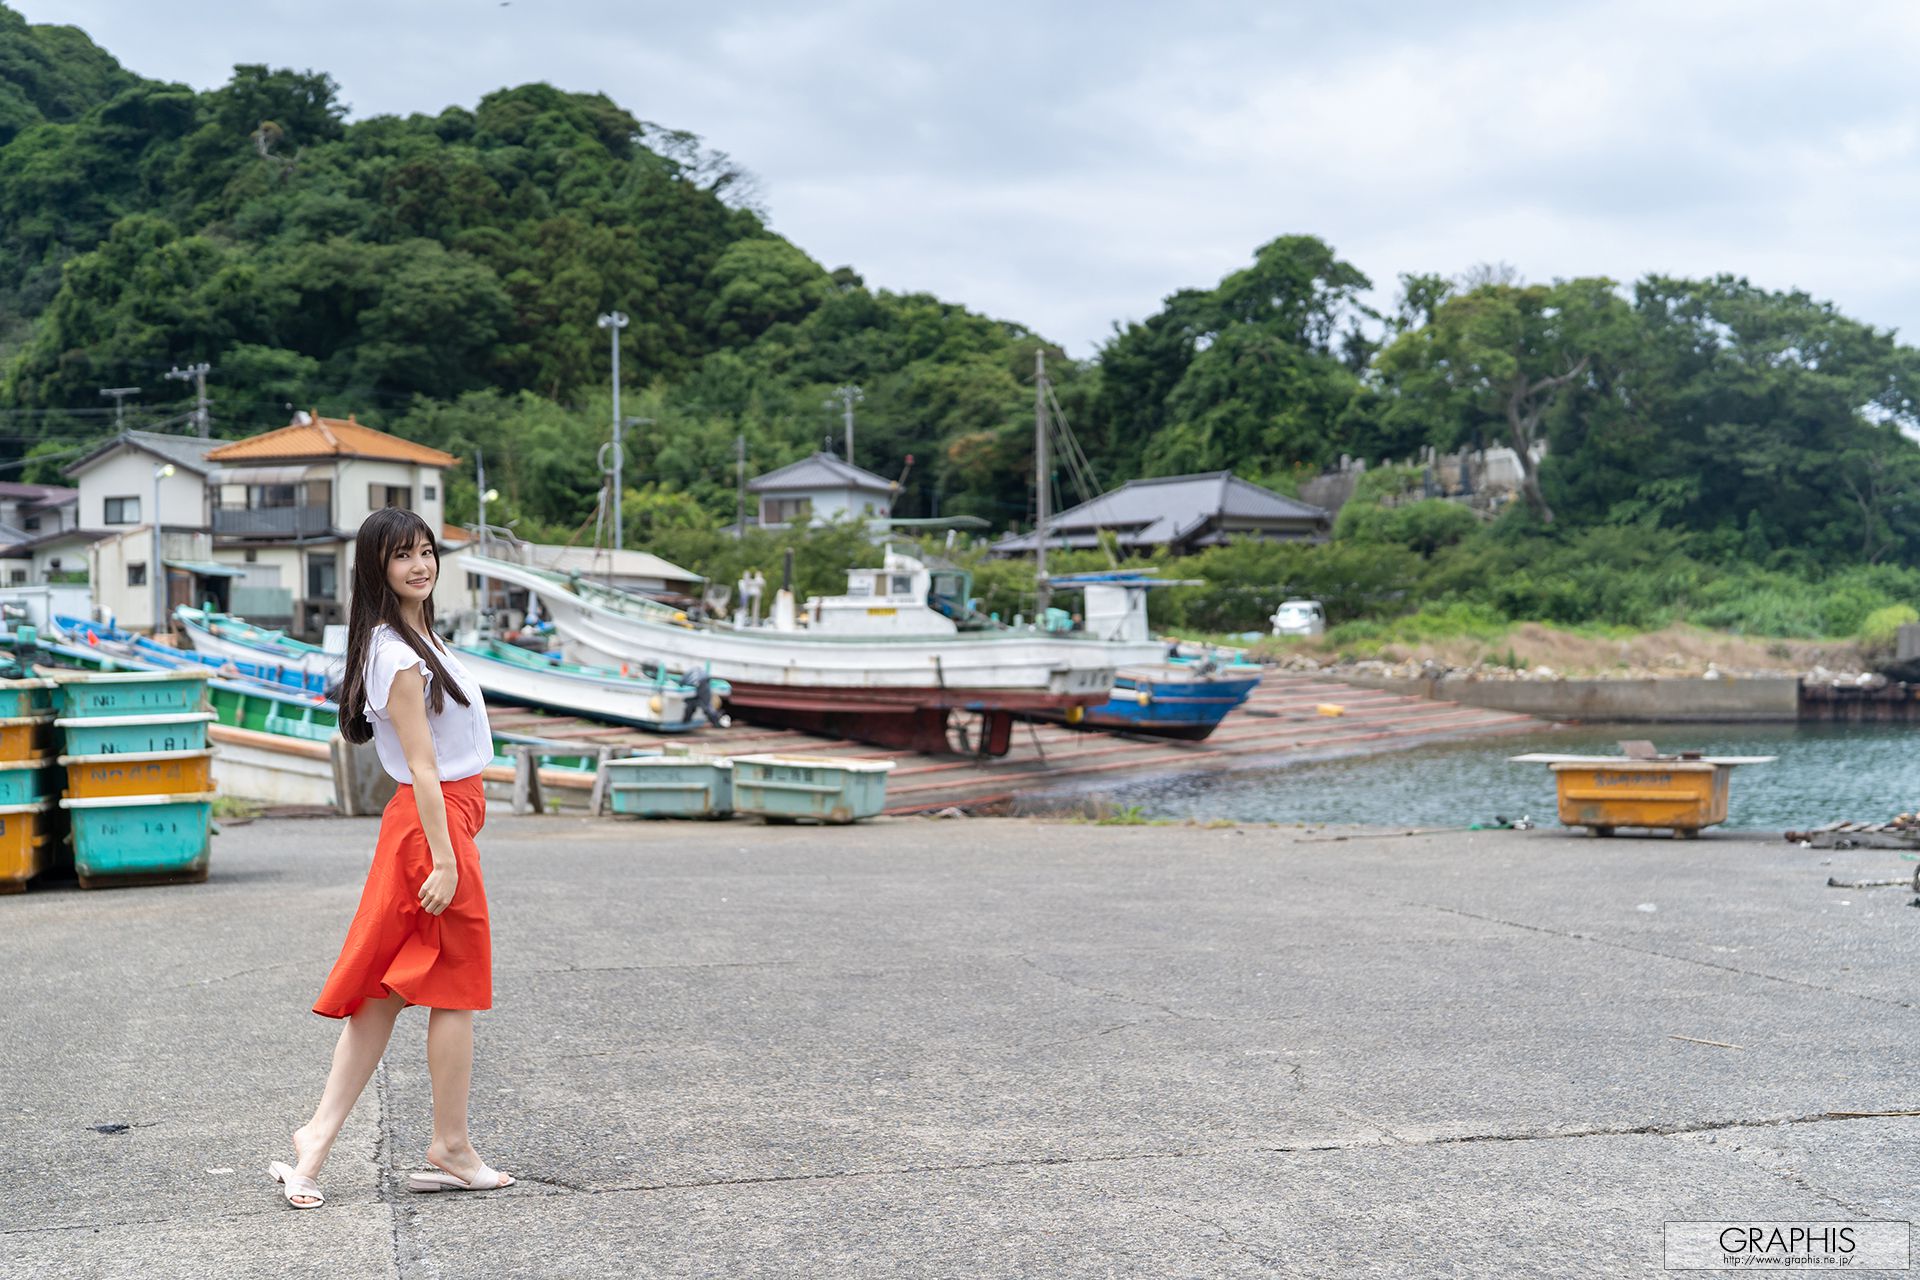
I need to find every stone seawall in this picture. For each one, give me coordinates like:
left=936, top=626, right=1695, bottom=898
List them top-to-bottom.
left=1328, top=674, right=1803, bottom=722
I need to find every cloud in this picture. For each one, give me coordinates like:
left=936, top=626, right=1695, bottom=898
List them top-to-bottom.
left=16, top=0, right=1920, bottom=351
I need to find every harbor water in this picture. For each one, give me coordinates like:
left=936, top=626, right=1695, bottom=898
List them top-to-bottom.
left=1113, top=722, right=1920, bottom=832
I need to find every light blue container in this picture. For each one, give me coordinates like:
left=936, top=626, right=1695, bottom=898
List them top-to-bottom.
left=52, top=670, right=210, bottom=718
left=0, top=679, right=54, bottom=718
left=56, top=712, right=215, bottom=756
left=729, top=754, right=895, bottom=825
left=0, top=756, right=60, bottom=804
left=602, top=756, right=733, bottom=818
left=61, top=791, right=215, bottom=887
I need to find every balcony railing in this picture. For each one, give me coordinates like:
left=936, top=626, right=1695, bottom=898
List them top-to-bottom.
left=212, top=504, right=332, bottom=538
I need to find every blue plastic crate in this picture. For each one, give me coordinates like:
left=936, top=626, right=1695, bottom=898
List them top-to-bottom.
left=52, top=670, right=210, bottom=718
left=0, top=679, right=54, bottom=718
left=55, top=712, right=214, bottom=756
left=729, top=754, right=895, bottom=824
left=0, top=756, right=60, bottom=804
left=602, top=756, right=733, bottom=818
left=61, top=791, right=215, bottom=886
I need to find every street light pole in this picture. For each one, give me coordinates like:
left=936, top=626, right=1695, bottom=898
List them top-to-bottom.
left=597, top=311, right=629, bottom=551
left=151, top=463, right=174, bottom=637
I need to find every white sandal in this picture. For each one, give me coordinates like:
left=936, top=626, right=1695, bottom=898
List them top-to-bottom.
left=268, top=1160, right=325, bottom=1209
left=407, top=1163, right=514, bottom=1193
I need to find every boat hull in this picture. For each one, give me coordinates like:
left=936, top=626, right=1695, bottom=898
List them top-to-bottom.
left=180, top=615, right=341, bottom=686
left=454, top=644, right=700, bottom=732
left=1029, top=667, right=1263, bottom=741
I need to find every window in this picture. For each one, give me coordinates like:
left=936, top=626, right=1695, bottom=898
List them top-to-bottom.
left=369, top=484, right=411, bottom=511
left=423, top=485, right=437, bottom=500
left=104, top=496, right=140, bottom=524
left=762, top=496, right=811, bottom=524
left=22, top=515, right=39, bottom=531
left=243, top=549, right=257, bottom=563
left=307, top=552, right=338, bottom=600
left=127, top=562, right=147, bottom=587
left=6, top=569, right=23, bottom=586
left=889, top=574, right=913, bottom=596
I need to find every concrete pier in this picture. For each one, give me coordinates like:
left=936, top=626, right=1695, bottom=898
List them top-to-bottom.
left=5, top=814, right=1918, bottom=1277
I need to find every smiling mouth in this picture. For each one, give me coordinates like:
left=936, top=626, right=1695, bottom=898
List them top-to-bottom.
left=406, top=578, right=430, bottom=586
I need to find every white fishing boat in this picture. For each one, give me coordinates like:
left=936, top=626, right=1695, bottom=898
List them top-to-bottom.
left=463, top=548, right=1161, bottom=754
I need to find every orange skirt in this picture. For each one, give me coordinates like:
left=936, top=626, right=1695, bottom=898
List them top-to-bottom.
left=313, top=773, right=492, bottom=1019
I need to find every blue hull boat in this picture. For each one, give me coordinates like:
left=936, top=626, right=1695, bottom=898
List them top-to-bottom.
left=1070, top=663, right=1263, bottom=740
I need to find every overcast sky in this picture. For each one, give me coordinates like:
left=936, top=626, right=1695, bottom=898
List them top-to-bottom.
left=19, top=0, right=1920, bottom=355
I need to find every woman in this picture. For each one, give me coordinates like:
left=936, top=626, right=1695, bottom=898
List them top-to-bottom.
left=268, top=507, right=514, bottom=1207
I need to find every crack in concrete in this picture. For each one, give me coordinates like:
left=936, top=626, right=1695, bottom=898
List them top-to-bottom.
left=1312, top=878, right=1920, bottom=1014
left=1018, top=954, right=1227, bottom=1025
left=162, top=959, right=298, bottom=991
left=511, top=959, right=805, bottom=978
left=1025, top=1019, right=1145, bottom=1051
left=374, top=1060, right=414, bottom=1280
left=377, top=1108, right=1919, bottom=1207
left=6, top=1109, right=1912, bottom=1236
left=1126, top=1198, right=1286, bottom=1271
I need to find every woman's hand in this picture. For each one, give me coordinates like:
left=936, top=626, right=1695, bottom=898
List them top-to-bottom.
left=419, top=863, right=458, bottom=916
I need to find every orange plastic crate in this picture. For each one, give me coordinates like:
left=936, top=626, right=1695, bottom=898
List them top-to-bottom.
left=0, top=715, right=52, bottom=763
left=59, top=749, right=217, bottom=800
left=0, top=801, right=53, bottom=893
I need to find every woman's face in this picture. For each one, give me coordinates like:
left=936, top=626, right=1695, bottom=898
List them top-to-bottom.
left=387, top=533, right=437, bottom=605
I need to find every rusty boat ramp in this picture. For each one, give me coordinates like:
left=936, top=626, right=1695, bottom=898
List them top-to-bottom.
left=485, top=673, right=1542, bottom=815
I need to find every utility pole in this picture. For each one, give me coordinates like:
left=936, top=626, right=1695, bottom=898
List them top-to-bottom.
left=596, top=312, right=629, bottom=551
left=1034, top=350, right=1050, bottom=618
left=164, top=363, right=212, bottom=437
left=826, top=385, right=863, bottom=465
left=98, top=386, right=141, bottom=429
left=734, top=433, right=746, bottom=539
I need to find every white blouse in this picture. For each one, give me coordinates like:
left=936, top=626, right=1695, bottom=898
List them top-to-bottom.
left=363, top=624, right=494, bottom=784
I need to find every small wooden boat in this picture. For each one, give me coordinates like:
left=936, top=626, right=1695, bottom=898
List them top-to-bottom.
left=174, top=606, right=341, bottom=685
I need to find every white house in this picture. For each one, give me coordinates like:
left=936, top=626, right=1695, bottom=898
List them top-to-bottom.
left=204, top=412, right=455, bottom=637
left=63, top=430, right=231, bottom=632
left=746, top=452, right=898, bottom=529
left=0, top=481, right=87, bottom=586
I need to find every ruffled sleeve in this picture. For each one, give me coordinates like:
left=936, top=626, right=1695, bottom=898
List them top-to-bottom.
left=366, top=633, right=433, bottom=718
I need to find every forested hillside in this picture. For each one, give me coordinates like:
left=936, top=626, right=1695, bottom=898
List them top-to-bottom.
left=5, top=6, right=1920, bottom=640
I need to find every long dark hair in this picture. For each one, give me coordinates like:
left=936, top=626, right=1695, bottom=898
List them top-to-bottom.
left=335, top=507, right=470, bottom=745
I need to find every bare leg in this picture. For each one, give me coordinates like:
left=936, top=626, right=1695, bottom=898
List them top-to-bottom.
left=287, top=991, right=406, bottom=1204
left=425, top=1008, right=512, bottom=1185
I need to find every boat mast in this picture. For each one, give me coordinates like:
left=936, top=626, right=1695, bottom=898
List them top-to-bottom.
left=1034, top=349, right=1051, bottom=618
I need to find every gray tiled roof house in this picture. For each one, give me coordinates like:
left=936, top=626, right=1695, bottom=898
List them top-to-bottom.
left=992, top=471, right=1329, bottom=556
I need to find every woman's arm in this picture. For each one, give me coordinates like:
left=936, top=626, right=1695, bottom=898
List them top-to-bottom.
left=386, top=664, right=458, bottom=915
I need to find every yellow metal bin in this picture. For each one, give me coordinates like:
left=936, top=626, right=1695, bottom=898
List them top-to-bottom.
left=1511, top=750, right=1775, bottom=838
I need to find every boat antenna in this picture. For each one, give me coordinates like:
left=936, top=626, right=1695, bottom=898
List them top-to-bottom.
left=1034, top=349, right=1051, bottom=618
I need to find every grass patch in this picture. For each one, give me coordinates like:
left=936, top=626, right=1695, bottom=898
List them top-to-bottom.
left=212, top=795, right=262, bottom=821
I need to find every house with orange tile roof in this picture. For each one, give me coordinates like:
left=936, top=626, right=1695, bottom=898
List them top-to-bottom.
left=202, top=412, right=456, bottom=637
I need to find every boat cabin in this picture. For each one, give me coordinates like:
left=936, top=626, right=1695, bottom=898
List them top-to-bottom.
left=807, top=552, right=959, bottom=636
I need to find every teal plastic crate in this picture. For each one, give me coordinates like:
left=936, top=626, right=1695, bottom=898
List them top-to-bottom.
left=52, top=670, right=210, bottom=717
left=0, top=679, right=54, bottom=718
left=55, top=712, right=214, bottom=755
left=729, top=754, right=895, bottom=824
left=0, top=756, right=59, bottom=804
left=602, top=756, right=733, bottom=818
left=60, top=791, right=215, bottom=887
